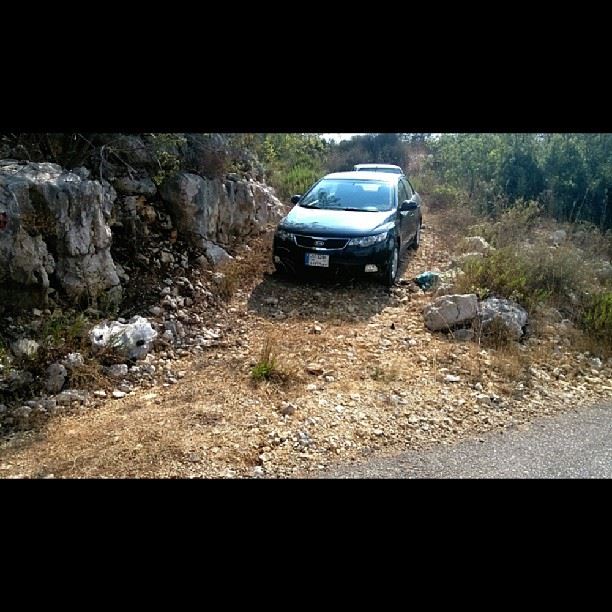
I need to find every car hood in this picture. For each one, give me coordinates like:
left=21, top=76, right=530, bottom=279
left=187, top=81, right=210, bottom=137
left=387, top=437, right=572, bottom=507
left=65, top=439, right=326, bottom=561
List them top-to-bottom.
left=280, top=206, right=395, bottom=237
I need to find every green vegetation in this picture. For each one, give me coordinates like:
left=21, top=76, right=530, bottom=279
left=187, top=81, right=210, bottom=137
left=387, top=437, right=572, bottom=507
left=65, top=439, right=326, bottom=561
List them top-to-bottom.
left=430, top=133, right=612, bottom=230
left=456, top=245, right=588, bottom=311
left=582, top=292, right=612, bottom=344
left=39, top=311, right=89, bottom=350
left=251, top=337, right=279, bottom=382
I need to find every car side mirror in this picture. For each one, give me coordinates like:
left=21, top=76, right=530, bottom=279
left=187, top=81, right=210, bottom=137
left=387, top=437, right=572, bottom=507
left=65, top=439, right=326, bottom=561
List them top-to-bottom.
left=291, top=195, right=302, bottom=205
left=401, top=199, right=418, bottom=212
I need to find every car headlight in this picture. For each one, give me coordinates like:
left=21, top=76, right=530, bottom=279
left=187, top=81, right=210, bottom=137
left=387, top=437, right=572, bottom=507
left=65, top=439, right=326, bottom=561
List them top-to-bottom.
left=276, top=228, right=296, bottom=243
left=348, top=231, right=388, bottom=247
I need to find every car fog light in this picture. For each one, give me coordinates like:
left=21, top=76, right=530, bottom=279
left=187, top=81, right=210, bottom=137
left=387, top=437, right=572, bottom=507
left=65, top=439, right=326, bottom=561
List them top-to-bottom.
left=365, top=264, right=378, bottom=273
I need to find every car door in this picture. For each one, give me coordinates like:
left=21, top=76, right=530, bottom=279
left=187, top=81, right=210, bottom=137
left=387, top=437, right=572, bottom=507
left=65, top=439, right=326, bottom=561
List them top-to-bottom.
left=398, top=178, right=414, bottom=243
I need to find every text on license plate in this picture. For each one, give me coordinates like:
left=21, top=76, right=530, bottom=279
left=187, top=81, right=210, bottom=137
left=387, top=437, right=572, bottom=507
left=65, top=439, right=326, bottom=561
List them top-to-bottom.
left=305, top=253, right=329, bottom=267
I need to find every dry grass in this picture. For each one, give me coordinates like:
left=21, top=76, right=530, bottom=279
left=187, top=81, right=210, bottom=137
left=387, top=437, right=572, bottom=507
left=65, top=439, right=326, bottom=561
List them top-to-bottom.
left=68, top=359, right=109, bottom=390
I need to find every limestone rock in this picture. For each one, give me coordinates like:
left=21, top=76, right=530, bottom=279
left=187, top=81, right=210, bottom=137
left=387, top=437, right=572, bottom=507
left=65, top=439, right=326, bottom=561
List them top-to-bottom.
left=423, top=294, right=479, bottom=331
left=479, top=298, right=528, bottom=340
left=90, top=316, right=157, bottom=361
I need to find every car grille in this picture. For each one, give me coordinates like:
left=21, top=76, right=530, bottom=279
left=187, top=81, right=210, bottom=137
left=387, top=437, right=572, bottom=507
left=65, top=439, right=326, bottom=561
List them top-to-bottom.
left=295, top=236, right=348, bottom=250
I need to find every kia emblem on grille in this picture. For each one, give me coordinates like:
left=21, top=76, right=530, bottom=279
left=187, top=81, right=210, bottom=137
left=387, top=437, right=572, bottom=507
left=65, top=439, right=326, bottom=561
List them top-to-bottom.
left=314, top=240, right=325, bottom=247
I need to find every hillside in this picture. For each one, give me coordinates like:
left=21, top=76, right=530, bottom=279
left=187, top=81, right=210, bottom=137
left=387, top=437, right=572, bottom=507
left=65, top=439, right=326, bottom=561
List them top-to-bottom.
left=1, top=133, right=611, bottom=478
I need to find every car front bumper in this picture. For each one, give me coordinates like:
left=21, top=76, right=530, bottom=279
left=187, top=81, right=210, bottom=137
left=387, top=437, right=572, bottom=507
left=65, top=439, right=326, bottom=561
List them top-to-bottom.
left=273, top=234, right=394, bottom=276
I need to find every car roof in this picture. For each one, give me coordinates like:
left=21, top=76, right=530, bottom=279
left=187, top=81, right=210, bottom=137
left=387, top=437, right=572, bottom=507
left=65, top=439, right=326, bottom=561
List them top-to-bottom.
left=354, top=163, right=402, bottom=170
left=323, top=171, right=400, bottom=183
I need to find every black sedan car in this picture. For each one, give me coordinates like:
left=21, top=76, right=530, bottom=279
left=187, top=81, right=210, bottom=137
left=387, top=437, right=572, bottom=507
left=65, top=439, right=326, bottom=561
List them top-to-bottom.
left=273, top=171, right=422, bottom=285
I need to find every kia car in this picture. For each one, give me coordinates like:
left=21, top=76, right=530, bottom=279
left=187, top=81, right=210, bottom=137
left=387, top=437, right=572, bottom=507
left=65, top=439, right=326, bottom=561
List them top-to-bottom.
left=272, top=171, right=422, bottom=286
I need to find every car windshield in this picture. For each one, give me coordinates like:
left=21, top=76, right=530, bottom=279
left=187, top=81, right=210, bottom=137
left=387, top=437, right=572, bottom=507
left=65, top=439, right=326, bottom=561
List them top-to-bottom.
left=299, top=179, right=393, bottom=212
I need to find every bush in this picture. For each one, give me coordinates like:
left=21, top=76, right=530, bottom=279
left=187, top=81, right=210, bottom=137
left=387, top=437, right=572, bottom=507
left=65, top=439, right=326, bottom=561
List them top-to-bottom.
left=427, top=185, right=465, bottom=211
left=455, top=245, right=588, bottom=311
left=582, top=291, right=612, bottom=343
left=251, top=337, right=279, bottom=382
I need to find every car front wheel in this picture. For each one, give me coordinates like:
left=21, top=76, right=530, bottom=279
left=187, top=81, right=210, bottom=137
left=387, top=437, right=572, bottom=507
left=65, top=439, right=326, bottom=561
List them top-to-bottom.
left=382, top=242, right=399, bottom=286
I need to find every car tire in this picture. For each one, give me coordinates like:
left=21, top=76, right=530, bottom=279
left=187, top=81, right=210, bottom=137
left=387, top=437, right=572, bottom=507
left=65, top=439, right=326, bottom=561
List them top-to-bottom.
left=410, top=220, right=422, bottom=250
left=382, top=242, right=399, bottom=286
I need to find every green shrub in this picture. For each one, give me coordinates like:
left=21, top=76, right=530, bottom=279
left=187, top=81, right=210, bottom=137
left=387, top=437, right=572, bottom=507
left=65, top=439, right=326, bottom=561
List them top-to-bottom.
left=427, top=185, right=465, bottom=211
left=455, top=245, right=587, bottom=311
left=582, top=292, right=612, bottom=343
left=39, top=311, right=89, bottom=349
left=251, top=337, right=278, bottom=382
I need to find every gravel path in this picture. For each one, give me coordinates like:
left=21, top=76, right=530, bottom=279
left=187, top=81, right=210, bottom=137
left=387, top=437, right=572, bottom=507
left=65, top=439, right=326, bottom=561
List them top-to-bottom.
left=321, top=403, right=612, bottom=479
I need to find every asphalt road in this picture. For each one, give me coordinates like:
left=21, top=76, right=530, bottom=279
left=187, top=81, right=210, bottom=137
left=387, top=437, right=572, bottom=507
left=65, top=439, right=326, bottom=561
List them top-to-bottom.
left=322, top=404, right=612, bottom=479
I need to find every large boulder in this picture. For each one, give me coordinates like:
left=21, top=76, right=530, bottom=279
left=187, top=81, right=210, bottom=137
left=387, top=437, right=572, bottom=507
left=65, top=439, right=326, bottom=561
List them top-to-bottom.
left=0, top=162, right=120, bottom=306
left=159, top=172, right=284, bottom=247
left=423, top=294, right=479, bottom=331
left=479, top=297, right=528, bottom=340
left=90, top=316, right=157, bottom=361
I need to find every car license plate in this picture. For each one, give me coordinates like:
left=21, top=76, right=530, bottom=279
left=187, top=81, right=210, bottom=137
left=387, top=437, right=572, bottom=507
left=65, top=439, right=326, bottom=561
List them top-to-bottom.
left=305, top=253, right=329, bottom=267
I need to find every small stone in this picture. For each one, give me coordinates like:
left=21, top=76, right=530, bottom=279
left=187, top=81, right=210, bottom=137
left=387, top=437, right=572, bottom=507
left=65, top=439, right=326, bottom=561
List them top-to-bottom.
left=160, top=251, right=175, bottom=264
left=264, top=297, right=279, bottom=306
left=149, top=306, right=163, bottom=317
left=32, top=308, right=42, bottom=317
left=312, top=324, right=322, bottom=334
left=453, top=328, right=475, bottom=342
left=11, top=338, right=40, bottom=360
left=62, top=352, right=84, bottom=370
left=589, top=357, right=603, bottom=370
left=45, top=363, right=67, bottom=394
left=307, top=363, right=324, bottom=376
left=108, top=364, right=128, bottom=378
left=444, top=374, right=461, bottom=383
left=325, top=375, right=335, bottom=383
left=306, top=383, right=317, bottom=392
left=94, top=390, right=107, bottom=398
left=112, top=390, right=126, bottom=399
left=280, top=402, right=297, bottom=416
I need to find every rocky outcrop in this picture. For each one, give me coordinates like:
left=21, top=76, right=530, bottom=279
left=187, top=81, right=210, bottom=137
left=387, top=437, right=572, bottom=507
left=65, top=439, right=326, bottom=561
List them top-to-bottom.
left=0, top=162, right=120, bottom=306
left=159, top=172, right=284, bottom=248
left=423, top=294, right=479, bottom=331
left=479, top=298, right=528, bottom=340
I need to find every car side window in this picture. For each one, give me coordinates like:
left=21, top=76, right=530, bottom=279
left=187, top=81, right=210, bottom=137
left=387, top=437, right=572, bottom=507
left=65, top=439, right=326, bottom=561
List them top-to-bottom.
left=402, top=178, right=414, bottom=199
left=406, top=179, right=415, bottom=197
left=398, top=180, right=408, bottom=205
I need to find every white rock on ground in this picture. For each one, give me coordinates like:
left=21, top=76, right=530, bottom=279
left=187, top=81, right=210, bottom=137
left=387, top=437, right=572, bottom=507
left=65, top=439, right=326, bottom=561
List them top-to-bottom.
left=423, top=294, right=479, bottom=331
left=90, top=316, right=157, bottom=361
left=11, top=339, right=40, bottom=359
